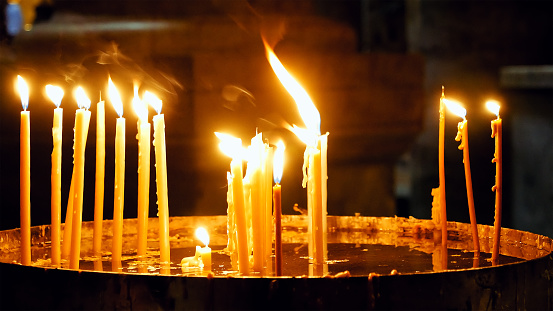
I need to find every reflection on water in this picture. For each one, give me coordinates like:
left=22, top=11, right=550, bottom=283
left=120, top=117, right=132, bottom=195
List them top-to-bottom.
left=27, top=242, right=523, bottom=277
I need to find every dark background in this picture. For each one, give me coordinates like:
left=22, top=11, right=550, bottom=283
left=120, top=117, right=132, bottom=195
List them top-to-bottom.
left=0, top=0, right=551, bottom=237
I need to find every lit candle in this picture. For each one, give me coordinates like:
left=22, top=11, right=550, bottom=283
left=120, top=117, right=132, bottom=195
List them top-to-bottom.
left=263, top=40, right=328, bottom=265
left=17, top=75, right=31, bottom=266
left=108, top=78, right=126, bottom=268
left=45, top=84, right=64, bottom=266
left=133, top=85, right=150, bottom=258
left=69, top=86, right=92, bottom=269
left=438, top=87, right=448, bottom=250
left=144, top=91, right=170, bottom=265
left=93, top=96, right=106, bottom=257
left=444, top=99, right=480, bottom=256
left=487, top=100, right=502, bottom=265
left=216, top=132, right=249, bottom=275
left=247, top=133, right=264, bottom=273
left=273, top=141, right=284, bottom=276
left=263, top=144, right=274, bottom=270
left=195, top=227, right=211, bottom=272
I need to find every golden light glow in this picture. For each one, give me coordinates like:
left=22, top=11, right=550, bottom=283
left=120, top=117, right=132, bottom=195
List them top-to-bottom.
left=263, top=40, right=321, bottom=137
left=16, top=75, right=29, bottom=110
left=108, top=77, right=123, bottom=117
left=132, top=84, right=148, bottom=122
left=45, top=85, right=64, bottom=108
left=73, top=86, right=91, bottom=110
left=143, top=90, right=162, bottom=115
left=444, top=98, right=466, bottom=119
left=486, top=100, right=501, bottom=117
left=290, top=125, right=317, bottom=147
left=215, top=132, right=246, bottom=160
left=273, top=141, right=285, bottom=184
left=195, top=227, right=209, bottom=247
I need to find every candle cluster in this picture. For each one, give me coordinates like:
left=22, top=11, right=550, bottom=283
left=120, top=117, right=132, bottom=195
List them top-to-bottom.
left=214, top=41, right=330, bottom=276
left=15, top=76, right=170, bottom=270
left=433, top=88, right=503, bottom=263
left=217, top=132, right=274, bottom=275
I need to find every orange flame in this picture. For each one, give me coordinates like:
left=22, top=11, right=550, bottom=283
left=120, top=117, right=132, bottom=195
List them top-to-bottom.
left=263, top=40, right=320, bottom=139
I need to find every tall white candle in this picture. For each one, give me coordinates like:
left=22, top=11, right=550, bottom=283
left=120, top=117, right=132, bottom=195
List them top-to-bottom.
left=263, top=41, right=328, bottom=265
left=17, top=75, right=31, bottom=266
left=108, top=78, right=125, bottom=268
left=45, top=84, right=64, bottom=266
left=69, top=86, right=92, bottom=269
left=133, top=86, right=150, bottom=258
left=145, top=91, right=170, bottom=265
left=93, top=99, right=105, bottom=256
left=487, top=100, right=503, bottom=265
left=216, top=132, right=249, bottom=275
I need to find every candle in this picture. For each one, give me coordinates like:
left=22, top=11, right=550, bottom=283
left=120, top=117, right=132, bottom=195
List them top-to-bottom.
left=263, top=40, right=327, bottom=265
left=17, top=75, right=31, bottom=266
left=108, top=78, right=126, bottom=268
left=45, top=84, right=64, bottom=266
left=133, top=85, right=150, bottom=258
left=69, top=86, right=92, bottom=269
left=438, top=87, right=448, bottom=250
left=145, top=91, right=170, bottom=265
left=93, top=98, right=105, bottom=256
left=444, top=99, right=480, bottom=256
left=487, top=100, right=503, bottom=265
left=216, top=132, right=249, bottom=275
left=248, top=133, right=264, bottom=273
left=273, top=141, right=284, bottom=276
left=264, top=144, right=274, bottom=269
left=195, top=227, right=211, bottom=272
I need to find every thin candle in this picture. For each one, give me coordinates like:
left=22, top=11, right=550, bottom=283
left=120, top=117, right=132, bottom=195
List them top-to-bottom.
left=263, top=40, right=327, bottom=265
left=17, top=75, right=31, bottom=266
left=108, top=78, right=126, bottom=269
left=46, top=84, right=64, bottom=266
left=133, top=85, right=150, bottom=258
left=69, top=86, right=92, bottom=269
left=438, top=87, right=448, bottom=250
left=145, top=91, right=170, bottom=265
left=93, top=97, right=105, bottom=257
left=444, top=99, right=480, bottom=256
left=487, top=100, right=503, bottom=265
left=216, top=132, right=249, bottom=275
left=248, top=133, right=264, bottom=273
left=273, top=141, right=285, bottom=276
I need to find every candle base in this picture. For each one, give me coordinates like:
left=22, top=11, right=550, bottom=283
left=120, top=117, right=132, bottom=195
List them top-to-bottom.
left=0, top=215, right=550, bottom=310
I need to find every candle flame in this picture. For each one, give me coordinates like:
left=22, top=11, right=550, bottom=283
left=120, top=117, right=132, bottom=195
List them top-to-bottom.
left=263, top=40, right=321, bottom=137
left=16, top=75, right=29, bottom=111
left=108, top=77, right=123, bottom=117
left=132, top=84, right=148, bottom=122
left=45, top=85, right=64, bottom=108
left=74, top=86, right=91, bottom=110
left=143, top=91, right=162, bottom=114
left=444, top=98, right=466, bottom=119
left=486, top=100, right=500, bottom=117
left=290, top=125, right=318, bottom=147
left=215, top=132, right=246, bottom=160
left=273, top=141, right=285, bottom=184
left=195, top=227, right=209, bottom=246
